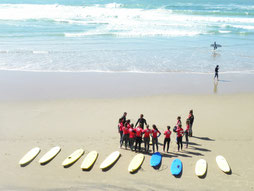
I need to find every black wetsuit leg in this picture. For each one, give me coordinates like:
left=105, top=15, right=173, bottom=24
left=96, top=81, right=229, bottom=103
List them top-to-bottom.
left=185, top=132, right=189, bottom=148
left=180, top=136, right=183, bottom=150
left=177, top=137, right=181, bottom=151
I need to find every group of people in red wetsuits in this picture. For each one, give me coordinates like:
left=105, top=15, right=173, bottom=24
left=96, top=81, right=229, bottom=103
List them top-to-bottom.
left=117, top=110, right=194, bottom=153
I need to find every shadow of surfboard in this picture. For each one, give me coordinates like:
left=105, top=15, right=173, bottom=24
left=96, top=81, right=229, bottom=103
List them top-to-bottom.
left=20, top=150, right=41, bottom=167
left=40, top=150, right=61, bottom=166
left=63, top=155, right=84, bottom=169
left=82, top=155, right=99, bottom=172
left=102, top=155, right=121, bottom=172
left=130, top=159, right=145, bottom=175
left=198, top=164, right=208, bottom=179
left=173, top=166, right=183, bottom=178
left=225, top=168, right=232, bottom=175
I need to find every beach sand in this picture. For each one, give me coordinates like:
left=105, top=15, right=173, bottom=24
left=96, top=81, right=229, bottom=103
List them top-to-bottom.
left=0, top=72, right=254, bottom=190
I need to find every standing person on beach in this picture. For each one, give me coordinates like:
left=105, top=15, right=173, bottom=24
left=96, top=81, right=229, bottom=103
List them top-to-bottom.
left=214, top=65, right=219, bottom=80
left=188, top=110, right=194, bottom=137
left=119, top=112, right=127, bottom=125
left=135, top=114, right=147, bottom=129
left=173, top=116, right=182, bottom=133
left=118, top=119, right=124, bottom=145
left=185, top=120, right=190, bottom=148
left=120, top=123, right=129, bottom=149
left=134, top=123, right=143, bottom=152
left=128, top=124, right=135, bottom=151
left=151, top=124, right=161, bottom=153
left=176, top=124, right=184, bottom=151
left=143, top=125, right=151, bottom=153
left=163, top=126, right=171, bottom=153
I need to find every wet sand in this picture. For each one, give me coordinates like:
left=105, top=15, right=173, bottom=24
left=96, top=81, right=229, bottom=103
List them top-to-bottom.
left=1, top=70, right=254, bottom=101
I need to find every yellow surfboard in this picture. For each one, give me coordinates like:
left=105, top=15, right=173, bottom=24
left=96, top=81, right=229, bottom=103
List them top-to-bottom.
left=39, top=146, right=61, bottom=164
left=19, top=147, right=41, bottom=166
left=62, top=149, right=84, bottom=167
left=81, top=151, right=98, bottom=170
left=100, top=151, right=120, bottom=170
left=128, top=154, right=145, bottom=173
left=216, top=155, right=230, bottom=173
left=195, top=159, right=207, bottom=177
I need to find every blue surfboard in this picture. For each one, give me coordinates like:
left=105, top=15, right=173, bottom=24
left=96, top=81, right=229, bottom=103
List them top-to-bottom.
left=150, top=152, right=162, bottom=167
left=170, top=159, right=182, bottom=176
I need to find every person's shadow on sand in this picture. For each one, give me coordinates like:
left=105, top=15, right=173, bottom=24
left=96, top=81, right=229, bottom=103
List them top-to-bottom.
left=213, top=80, right=218, bottom=94
left=192, top=136, right=215, bottom=141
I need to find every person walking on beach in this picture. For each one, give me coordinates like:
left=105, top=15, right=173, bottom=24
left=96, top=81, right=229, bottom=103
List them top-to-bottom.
left=214, top=65, right=219, bottom=80
left=187, top=110, right=194, bottom=137
left=119, top=112, right=127, bottom=125
left=135, top=114, right=147, bottom=129
left=118, top=118, right=124, bottom=145
left=185, top=120, right=190, bottom=148
left=120, top=123, right=129, bottom=149
left=135, top=123, right=143, bottom=152
left=128, top=124, right=135, bottom=151
left=151, top=124, right=161, bottom=153
left=176, top=124, right=184, bottom=151
left=143, top=125, right=151, bottom=153
left=163, top=126, right=171, bottom=153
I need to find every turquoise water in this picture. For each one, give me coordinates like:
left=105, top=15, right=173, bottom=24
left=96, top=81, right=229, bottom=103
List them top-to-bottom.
left=0, top=0, right=254, bottom=73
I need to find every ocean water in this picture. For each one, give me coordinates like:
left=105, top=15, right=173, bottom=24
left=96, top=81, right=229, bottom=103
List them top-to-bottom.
left=0, top=0, right=254, bottom=73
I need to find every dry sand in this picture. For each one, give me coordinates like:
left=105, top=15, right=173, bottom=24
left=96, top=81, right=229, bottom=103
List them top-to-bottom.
left=0, top=93, right=254, bottom=190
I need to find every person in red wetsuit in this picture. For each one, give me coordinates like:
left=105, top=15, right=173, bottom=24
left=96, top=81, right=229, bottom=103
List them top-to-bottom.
left=173, top=116, right=182, bottom=132
left=118, top=118, right=124, bottom=146
left=185, top=119, right=190, bottom=148
left=120, top=122, right=129, bottom=149
left=135, top=123, right=143, bottom=152
left=128, top=124, right=135, bottom=151
left=151, top=124, right=161, bottom=153
left=176, top=124, right=184, bottom=151
left=142, top=125, right=151, bottom=153
left=163, top=126, right=171, bottom=153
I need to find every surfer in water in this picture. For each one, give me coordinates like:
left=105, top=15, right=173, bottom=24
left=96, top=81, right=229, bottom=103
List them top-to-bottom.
left=211, top=41, right=222, bottom=50
left=214, top=65, right=219, bottom=80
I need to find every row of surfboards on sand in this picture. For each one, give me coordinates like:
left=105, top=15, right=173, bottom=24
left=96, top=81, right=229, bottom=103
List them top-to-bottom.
left=19, top=146, right=231, bottom=176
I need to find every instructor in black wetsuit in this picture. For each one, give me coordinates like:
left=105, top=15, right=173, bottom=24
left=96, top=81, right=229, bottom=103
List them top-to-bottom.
left=214, top=65, right=219, bottom=80
left=119, top=112, right=127, bottom=124
left=135, top=114, right=147, bottom=129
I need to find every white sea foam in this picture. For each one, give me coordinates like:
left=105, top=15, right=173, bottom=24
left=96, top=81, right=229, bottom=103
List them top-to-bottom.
left=0, top=4, right=254, bottom=37
left=231, top=25, right=254, bottom=30
left=219, top=30, right=231, bottom=33
left=32, top=51, right=49, bottom=54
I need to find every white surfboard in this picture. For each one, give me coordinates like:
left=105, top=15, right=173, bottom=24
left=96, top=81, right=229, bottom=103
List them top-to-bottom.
left=39, top=146, right=61, bottom=164
left=19, top=147, right=41, bottom=166
left=62, top=149, right=84, bottom=167
left=81, top=151, right=98, bottom=170
left=100, top=151, right=120, bottom=170
left=128, top=154, right=145, bottom=173
left=216, top=155, right=230, bottom=173
left=195, top=159, right=207, bottom=176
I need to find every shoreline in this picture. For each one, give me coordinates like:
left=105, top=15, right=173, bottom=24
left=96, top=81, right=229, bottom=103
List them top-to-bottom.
left=1, top=70, right=254, bottom=101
